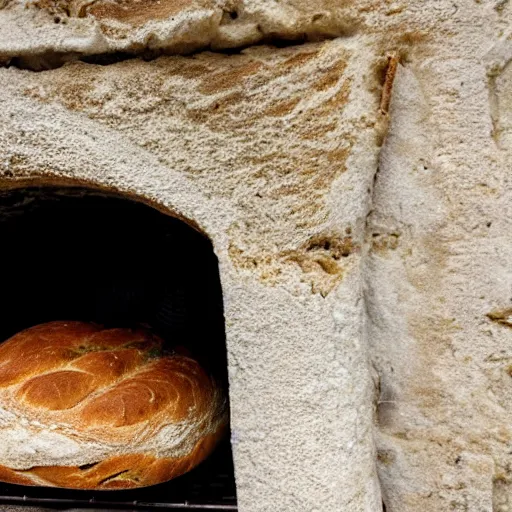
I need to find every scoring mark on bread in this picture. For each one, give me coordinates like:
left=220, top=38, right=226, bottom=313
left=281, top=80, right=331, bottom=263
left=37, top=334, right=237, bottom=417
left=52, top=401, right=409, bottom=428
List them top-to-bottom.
left=5, top=325, right=179, bottom=414
left=78, top=462, right=99, bottom=471
left=98, top=469, right=130, bottom=486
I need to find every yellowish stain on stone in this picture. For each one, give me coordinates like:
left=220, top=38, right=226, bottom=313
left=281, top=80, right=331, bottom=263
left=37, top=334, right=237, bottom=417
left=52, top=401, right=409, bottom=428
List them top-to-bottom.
left=19, top=40, right=375, bottom=294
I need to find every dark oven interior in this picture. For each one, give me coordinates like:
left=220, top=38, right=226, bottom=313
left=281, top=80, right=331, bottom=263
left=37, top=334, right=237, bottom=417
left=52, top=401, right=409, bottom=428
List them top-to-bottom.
left=0, top=186, right=236, bottom=510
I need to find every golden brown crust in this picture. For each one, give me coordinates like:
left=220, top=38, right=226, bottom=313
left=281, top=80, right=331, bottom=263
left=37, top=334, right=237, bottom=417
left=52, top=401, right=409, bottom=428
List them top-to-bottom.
left=0, top=321, right=227, bottom=489
left=0, top=427, right=225, bottom=490
left=0, top=465, right=43, bottom=487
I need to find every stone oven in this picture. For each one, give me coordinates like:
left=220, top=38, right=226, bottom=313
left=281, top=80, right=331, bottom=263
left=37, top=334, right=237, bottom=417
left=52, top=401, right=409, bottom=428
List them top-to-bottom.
left=1, top=1, right=511, bottom=511
left=0, top=22, right=389, bottom=509
left=0, top=186, right=236, bottom=509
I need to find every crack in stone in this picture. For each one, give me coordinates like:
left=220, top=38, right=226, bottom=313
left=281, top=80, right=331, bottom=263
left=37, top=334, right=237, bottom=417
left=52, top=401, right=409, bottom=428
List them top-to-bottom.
left=1, top=35, right=347, bottom=72
left=361, top=53, right=399, bottom=512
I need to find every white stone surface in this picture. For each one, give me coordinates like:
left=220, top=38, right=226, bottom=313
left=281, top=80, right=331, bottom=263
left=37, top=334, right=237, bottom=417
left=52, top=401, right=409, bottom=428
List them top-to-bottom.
left=0, top=0, right=511, bottom=511
left=365, top=6, right=512, bottom=509
left=0, top=36, right=385, bottom=511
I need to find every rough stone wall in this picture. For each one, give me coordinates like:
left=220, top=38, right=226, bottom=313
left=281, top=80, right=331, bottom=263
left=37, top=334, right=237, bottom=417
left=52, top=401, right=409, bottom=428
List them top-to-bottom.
left=0, top=1, right=511, bottom=512
left=365, top=6, right=512, bottom=511
left=0, top=35, right=386, bottom=512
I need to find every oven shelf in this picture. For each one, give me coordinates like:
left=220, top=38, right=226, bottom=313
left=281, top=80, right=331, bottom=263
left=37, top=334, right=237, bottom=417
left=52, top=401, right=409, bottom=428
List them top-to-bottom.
left=0, top=496, right=237, bottom=510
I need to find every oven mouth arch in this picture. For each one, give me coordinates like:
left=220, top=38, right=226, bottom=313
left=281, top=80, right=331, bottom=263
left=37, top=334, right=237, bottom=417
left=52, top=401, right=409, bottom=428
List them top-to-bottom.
left=0, top=178, right=209, bottom=239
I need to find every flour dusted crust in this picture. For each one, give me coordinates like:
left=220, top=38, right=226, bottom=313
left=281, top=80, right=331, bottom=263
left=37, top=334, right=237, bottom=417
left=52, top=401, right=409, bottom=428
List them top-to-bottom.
left=0, top=321, right=227, bottom=489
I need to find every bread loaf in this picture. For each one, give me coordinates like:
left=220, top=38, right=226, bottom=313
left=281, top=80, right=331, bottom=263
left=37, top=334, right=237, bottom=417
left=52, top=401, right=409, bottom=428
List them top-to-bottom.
left=0, top=321, right=228, bottom=489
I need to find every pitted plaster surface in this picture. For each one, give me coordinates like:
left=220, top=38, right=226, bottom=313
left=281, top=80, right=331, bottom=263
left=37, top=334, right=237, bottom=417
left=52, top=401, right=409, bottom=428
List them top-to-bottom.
left=0, top=0, right=368, bottom=66
left=0, top=1, right=512, bottom=511
left=365, top=6, right=512, bottom=511
left=0, top=38, right=385, bottom=511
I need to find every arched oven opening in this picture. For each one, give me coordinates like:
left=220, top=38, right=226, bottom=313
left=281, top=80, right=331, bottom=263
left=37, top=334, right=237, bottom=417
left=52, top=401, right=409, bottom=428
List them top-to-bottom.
left=0, top=186, right=236, bottom=510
